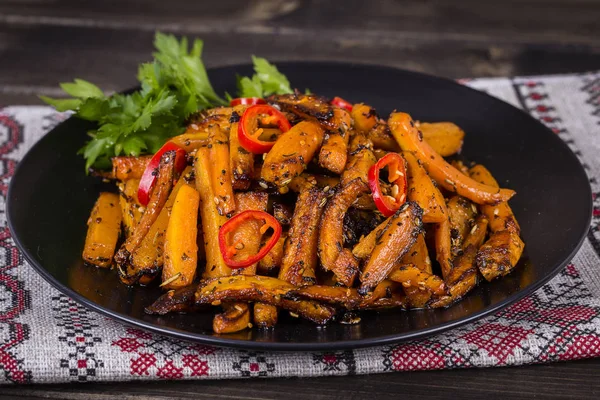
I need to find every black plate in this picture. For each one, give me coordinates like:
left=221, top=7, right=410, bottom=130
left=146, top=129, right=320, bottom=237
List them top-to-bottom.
left=7, top=63, right=592, bottom=350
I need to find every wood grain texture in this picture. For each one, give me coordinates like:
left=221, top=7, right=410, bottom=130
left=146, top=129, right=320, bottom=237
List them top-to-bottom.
left=0, top=0, right=599, bottom=104
left=1, top=358, right=599, bottom=399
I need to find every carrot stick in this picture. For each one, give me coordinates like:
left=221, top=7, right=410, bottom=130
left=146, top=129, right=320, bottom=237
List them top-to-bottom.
left=388, top=112, right=515, bottom=205
left=161, top=184, right=200, bottom=289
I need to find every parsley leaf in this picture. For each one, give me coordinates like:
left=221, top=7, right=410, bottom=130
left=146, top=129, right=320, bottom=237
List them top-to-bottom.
left=40, top=32, right=295, bottom=171
left=40, top=32, right=224, bottom=171
left=236, top=56, right=294, bottom=98
left=252, top=56, right=293, bottom=95
left=236, top=74, right=263, bottom=98
left=60, top=79, right=105, bottom=99
left=38, top=96, right=82, bottom=112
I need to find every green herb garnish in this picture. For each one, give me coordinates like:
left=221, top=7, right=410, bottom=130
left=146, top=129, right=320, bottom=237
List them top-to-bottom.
left=41, top=32, right=226, bottom=170
left=41, top=33, right=296, bottom=171
left=236, top=56, right=293, bottom=98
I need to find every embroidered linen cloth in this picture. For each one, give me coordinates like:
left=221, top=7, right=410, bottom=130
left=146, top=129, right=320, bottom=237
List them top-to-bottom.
left=1, top=72, right=599, bottom=384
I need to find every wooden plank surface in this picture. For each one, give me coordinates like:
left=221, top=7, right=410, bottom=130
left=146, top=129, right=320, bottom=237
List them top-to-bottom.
left=0, top=0, right=599, bottom=104
left=1, top=1, right=599, bottom=398
left=1, top=358, right=599, bottom=399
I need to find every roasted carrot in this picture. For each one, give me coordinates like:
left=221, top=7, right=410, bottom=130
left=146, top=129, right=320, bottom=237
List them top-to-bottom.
left=351, top=103, right=378, bottom=133
left=318, top=108, right=352, bottom=174
left=388, top=112, right=515, bottom=204
left=229, top=121, right=255, bottom=190
left=261, top=121, right=325, bottom=187
left=419, top=122, right=464, bottom=157
left=368, top=123, right=400, bottom=152
left=208, top=124, right=236, bottom=216
left=169, top=132, right=209, bottom=153
left=341, top=134, right=377, bottom=186
left=195, top=147, right=231, bottom=278
left=114, top=151, right=176, bottom=266
left=403, top=151, right=447, bottom=224
left=111, top=156, right=151, bottom=180
left=469, top=164, right=520, bottom=234
left=125, top=167, right=193, bottom=285
left=288, top=173, right=340, bottom=193
left=118, top=178, right=144, bottom=238
left=318, top=178, right=368, bottom=286
left=161, top=184, right=200, bottom=289
left=279, top=187, right=326, bottom=286
left=82, top=192, right=122, bottom=268
left=230, top=192, right=269, bottom=276
left=447, top=195, right=477, bottom=258
left=359, top=202, right=423, bottom=295
left=431, top=215, right=489, bottom=307
left=434, top=216, right=454, bottom=279
left=352, top=217, right=391, bottom=260
left=476, top=230, right=525, bottom=282
left=394, top=233, right=434, bottom=307
left=400, top=233, right=432, bottom=273
left=258, top=234, right=286, bottom=274
left=388, top=264, right=446, bottom=296
left=195, top=275, right=335, bottom=324
left=213, top=303, right=251, bottom=334
left=253, top=303, right=278, bottom=328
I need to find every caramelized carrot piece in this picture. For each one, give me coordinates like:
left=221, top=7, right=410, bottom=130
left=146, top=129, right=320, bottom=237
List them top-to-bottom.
left=351, top=103, right=378, bottom=133
left=318, top=108, right=352, bottom=174
left=388, top=112, right=515, bottom=204
left=229, top=121, right=255, bottom=190
left=261, top=121, right=325, bottom=187
left=419, top=122, right=464, bottom=157
left=368, top=123, right=400, bottom=152
left=208, top=124, right=236, bottom=216
left=169, top=132, right=209, bottom=152
left=341, top=134, right=377, bottom=186
left=195, top=147, right=232, bottom=278
left=403, top=151, right=447, bottom=223
left=114, top=152, right=176, bottom=265
left=111, top=156, right=151, bottom=180
left=469, top=164, right=520, bottom=234
left=125, top=167, right=193, bottom=285
left=118, top=178, right=143, bottom=238
left=318, top=178, right=368, bottom=286
left=161, top=184, right=200, bottom=289
left=279, top=187, right=326, bottom=286
left=230, top=192, right=269, bottom=276
left=82, top=193, right=122, bottom=268
left=359, top=202, right=423, bottom=295
left=431, top=215, right=489, bottom=307
left=352, top=217, right=391, bottom=260
left=434, top=217, right=453, bottom=279
left=394, top=233, right=434, bottom=307
left=401, top=233, right=431, bottom=272
left=258, top=234, right=286, bottom=274
left=388, top=264, right=446, bottom=296
left=194, top=275, right=335, bottom=324
left=213, top=303, right=251, bottom=334
left=253, top=303, right=278, bottom=328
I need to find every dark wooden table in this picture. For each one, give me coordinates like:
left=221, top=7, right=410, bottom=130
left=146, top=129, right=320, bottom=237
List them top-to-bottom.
left=1, top=1, right=599, bottom=398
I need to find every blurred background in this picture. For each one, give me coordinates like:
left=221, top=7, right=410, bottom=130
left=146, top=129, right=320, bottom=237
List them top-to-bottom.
left=1, top=0, right=599, bottom=104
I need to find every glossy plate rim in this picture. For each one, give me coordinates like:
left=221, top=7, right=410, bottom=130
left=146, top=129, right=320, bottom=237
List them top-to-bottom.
left=7, top=61, right=593, bottom=351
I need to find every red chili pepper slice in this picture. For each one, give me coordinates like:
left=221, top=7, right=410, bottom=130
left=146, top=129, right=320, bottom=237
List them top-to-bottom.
left=331, top=96, right=353, bottom=112
left=229, top=97, right=267, bottom=107
left=238, top=104, right=291, bottom=154
left=137, top=142, right=187, bottom=206
left=368, top=153, right=407, bottom=217
left=218, top=210, right=282, bottom=268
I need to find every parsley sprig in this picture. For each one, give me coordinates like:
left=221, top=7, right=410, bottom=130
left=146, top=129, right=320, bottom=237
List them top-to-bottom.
left=41, top=32, right=295, bottom=170
left=236, top=56, right=293, bottom=98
